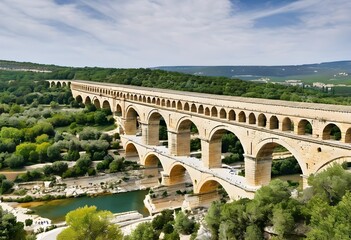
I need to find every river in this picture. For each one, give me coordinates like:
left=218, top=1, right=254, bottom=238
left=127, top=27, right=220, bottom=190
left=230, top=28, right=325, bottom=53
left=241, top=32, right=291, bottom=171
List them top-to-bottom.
left=17, top=190, right=149, bottom=223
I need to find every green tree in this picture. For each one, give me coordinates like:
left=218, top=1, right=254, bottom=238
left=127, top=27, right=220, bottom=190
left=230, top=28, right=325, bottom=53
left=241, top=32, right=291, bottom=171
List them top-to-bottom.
left=35, top=134, right=49, bottom=143
left=15, top=142, right=37, bottom=160
left=4, top=154, right=25, bottom=169
left=308, top=164, right=351, bottom=205
left=0, top=179, right=14, bottom=194
left=307, top=192, right=351, bottom=239
left=205, top=201, right=222, bottom=239
left=57, top=205, right=123, bottom=240
left=0, top=206, right=26, bottom=240
left=272, top=206, right=295, bottom=237
left=152, top=209, right=174, bottom=231
left=174, top=211, right=197, bottom=235
left=129, top=222, right=158, bottom=240
left=244, top=224, right=263, bottom=240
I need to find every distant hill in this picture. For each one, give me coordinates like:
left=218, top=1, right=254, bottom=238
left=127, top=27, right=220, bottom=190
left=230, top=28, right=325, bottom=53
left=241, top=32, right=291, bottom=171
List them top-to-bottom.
left=0, top=60, right=64, bottom=72
left=155, top=61, right=351, bottom=84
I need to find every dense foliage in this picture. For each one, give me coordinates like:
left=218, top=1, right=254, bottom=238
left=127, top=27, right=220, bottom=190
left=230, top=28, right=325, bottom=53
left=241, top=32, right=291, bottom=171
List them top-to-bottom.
left=204, top=164, right=351, bottom=239
left=57, top=205, right=123, bottom=240
left=0, top=206, right=26, bottom=240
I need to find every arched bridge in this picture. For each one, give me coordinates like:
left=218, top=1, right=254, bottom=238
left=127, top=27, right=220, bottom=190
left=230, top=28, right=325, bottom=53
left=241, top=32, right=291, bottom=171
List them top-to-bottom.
left=64, top=80, right=351, bottom=203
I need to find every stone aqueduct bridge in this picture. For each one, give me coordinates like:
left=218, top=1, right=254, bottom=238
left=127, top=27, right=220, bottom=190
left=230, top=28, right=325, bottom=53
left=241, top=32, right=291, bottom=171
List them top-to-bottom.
left=50, top=80, right=351, bottom=202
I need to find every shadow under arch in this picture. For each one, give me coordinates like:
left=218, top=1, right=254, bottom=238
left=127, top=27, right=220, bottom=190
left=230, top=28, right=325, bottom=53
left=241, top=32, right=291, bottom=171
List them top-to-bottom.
left=75, top=95, right=83, bottom=103
left=85, top=96, right=92, bottom=105
left=92, top=97, right=101, bottom=109
left=102, top=100, right=112, bottom=113
left=125, top=142, right=141, bottom=161
left=167, top=162, right=195, bottom=186
left=197, top=178, right=230, bottom=203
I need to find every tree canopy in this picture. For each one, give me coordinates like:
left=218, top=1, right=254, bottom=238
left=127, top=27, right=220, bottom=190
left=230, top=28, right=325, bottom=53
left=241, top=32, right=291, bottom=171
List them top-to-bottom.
left=57, top=205, right=123, bottom=240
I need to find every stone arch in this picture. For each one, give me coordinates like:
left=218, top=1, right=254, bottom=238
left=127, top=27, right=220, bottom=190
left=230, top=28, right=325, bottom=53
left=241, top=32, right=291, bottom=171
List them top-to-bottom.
left=50, top=81, right=55, bottom=87
left=57, top=82, right=62, bottom=88
left=62, top=82, right=67, bottom=87
left=75, top=95, right=83, bottom=103
left=85, top=96, right=91, bottom=105
left=139, top=96, right=142, bottom=102
left=143, top=96, right=146, bottom=103
left=147, top=97, right=151, bottom=103
left=93, top=98, right=101, bottom=109
left=152, top=98, right=156, bottom=104
left=156, top=98, right=161, bottom=105
left=161, top=99, right=166, bottom=106
left=102, top=100, right=112, bottom=112
left=166, top=100, right=171, bottom=107
left=172, top=101, right=176, bottom=108
left=177, top=101, right=182, bottom=110
left=184, top=102, right=190, bottom=111
left=115, top=104, right=122, bottom=116
left=191, top=104, right=197, bottom=113
left=198, top=105, right=204, bottom=114
left=124, top=106, right=140, bottom=135
left=205, top=107, right=210, bottom=116
left=211, top=107, right=218, bottom=117
left=219, top=108, right=226, bottom=119
left=228, top=110, right=236, bottom=121
left=146, top=111, right=169, bottom=146
left=238, top=111, right=246, bottom=123
left=248, top=113, right=256, bottom=124
left=258, top=114, right=267, bottom=127
left=269, top=116, right=279, bottom=130
left=282, top=117, right=293, bottom=131
left=175, top=118, right=202, bottom=156
left=297, top=119, right=312, bottom=135
left=322, top=123, right=341, bottom=141
left=206, top=126, right=246, bottom=168
left=345, top=128, right=351, bottom=143
left=252, top=139, right=306, bottom=186
left=125, top=142, right=140, bottom=160
left=141, top=153, right=164, bottom=182
left=143, top=153, right=163, bottom=168
left=315, top=156, right=351, bottom=173
left=168, top=163, right=193, bottom=186
left=196, top=178, right=230, bottom=203
left=198, top=179, right=228, bottom=195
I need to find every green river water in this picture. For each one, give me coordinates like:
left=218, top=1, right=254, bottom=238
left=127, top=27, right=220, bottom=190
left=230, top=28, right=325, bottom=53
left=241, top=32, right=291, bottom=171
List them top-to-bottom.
left=18, top=190, right=149, bottom=223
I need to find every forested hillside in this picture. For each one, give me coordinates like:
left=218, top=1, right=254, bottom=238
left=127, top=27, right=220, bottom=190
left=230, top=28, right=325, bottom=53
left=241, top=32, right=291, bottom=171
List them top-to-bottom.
left=1, top=60, right=351, bottom=105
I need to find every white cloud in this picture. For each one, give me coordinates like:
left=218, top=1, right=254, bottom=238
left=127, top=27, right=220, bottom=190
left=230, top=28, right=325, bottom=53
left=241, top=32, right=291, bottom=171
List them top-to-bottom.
left=0, top=0, right=350, bottom=67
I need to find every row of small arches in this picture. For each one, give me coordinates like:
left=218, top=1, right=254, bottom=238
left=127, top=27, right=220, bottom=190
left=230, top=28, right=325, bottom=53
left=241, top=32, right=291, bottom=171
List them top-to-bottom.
left=74, top=84, right=351, bottom=143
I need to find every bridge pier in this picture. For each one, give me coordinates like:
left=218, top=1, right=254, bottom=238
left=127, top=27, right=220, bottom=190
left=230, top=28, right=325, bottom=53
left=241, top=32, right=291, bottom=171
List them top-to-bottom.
left=123, top=117, right=138, bottom=135
left=141, top=123, right=160, bottom=146
left=169, top=131, right=190, bottom=156
left=201, top=139, right=222, bottom=168
left=245, top=154, right=271, bottom=186
left=161, top=172, right=171, bottom=185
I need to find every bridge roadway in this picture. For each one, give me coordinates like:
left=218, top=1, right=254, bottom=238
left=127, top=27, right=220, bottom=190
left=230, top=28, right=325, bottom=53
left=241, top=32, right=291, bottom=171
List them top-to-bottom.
left=48, top=79, right=351, bottom=201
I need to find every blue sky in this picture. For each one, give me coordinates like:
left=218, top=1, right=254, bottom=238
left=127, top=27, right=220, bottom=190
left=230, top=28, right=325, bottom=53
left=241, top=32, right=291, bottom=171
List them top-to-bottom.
left=0, top=0, right=350, bottom=68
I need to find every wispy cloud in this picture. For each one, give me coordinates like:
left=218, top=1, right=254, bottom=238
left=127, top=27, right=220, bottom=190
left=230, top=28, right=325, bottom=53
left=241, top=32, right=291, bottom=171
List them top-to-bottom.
left=0, top=0, right=350, bottom=67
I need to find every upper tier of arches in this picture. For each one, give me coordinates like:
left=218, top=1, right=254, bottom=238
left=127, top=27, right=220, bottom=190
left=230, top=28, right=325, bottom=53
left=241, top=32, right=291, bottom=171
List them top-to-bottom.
left=71, top=81, right=351, bottom=145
